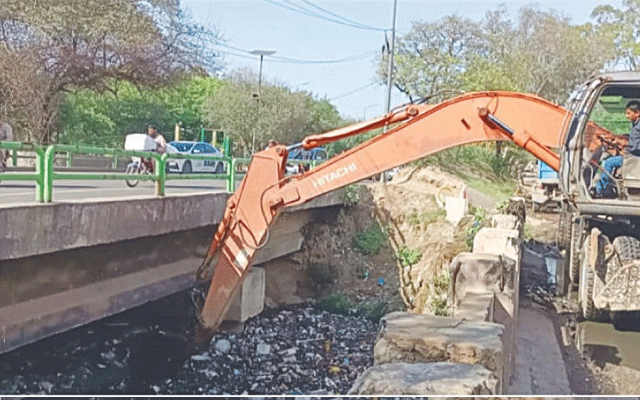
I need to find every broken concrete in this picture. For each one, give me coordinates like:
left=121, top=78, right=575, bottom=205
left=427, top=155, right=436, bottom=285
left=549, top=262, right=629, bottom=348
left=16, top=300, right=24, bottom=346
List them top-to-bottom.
left=492, top=214, right=523, bottom=232
left=473, top=227, right=521, bottom=262
left=374, top=312, right=504, bottom=376
left=347, top=362, right=499, bottom=395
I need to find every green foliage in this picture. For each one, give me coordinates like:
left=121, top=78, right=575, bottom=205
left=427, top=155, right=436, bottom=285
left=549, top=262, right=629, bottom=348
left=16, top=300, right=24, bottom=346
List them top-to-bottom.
left=0, top=0, right=221, bottom=142
left=383, top=5, right=616, bottom=105
left=201, top=71, right=347, bottom=155
left=58, top=75, right=223, bottom=147
left=323, top=129, right=377, bottom=157
left=420, top=142, right=529, bottom=203
left=342, top=184, right=361, bottom=208
left=466, top=206, right=488, bottom=249
left=408, top=208, right=445, bottom=228
left=353, top=223, right=387, bottom=255
left=523, top=223, right=534, bottom=241
left=396, top=245, right=423, bottom=267
left=429, top=273, right=451, bottom=316
left=432, top=273, right=450, bottom=293
left=317, top=293, right=399, bottom=323
left=318, top=293, right=353, bottom=315
left=430, top=297, right=449, bottom=316
left=356, top=300, right=389, bottom=323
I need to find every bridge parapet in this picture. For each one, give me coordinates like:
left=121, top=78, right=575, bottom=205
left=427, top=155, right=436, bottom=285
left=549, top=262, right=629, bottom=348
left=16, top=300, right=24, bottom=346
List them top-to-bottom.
left=0, top=189, right=346, bottom=354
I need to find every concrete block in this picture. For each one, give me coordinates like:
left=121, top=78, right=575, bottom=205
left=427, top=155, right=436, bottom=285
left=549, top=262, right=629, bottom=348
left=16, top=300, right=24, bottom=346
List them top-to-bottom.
left=444, top=196, right=467, bottom=225
left=491, top=214, right=522, bottom=233
left=473, top=227, right=521, bottom=261
left=449, top=252, right=516, bottom=311
left=225, top=267, right=265, bottom=323
left=452, top=291, right=495, bottom=321
left=493, top=292, right=517, bottom=385
left=374, top=312, right=504, bottom=376
left=348, top=362, right=498, bottom=395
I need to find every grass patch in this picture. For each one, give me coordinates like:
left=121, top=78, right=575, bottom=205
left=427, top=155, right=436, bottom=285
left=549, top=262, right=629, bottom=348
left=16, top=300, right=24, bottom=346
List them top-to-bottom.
left=420, top=142, right=531, bottom=204
left=408, top=208, right=446, bottom=228
left=353, top=223, right=386, bottom=255
left=396, top=245, right=422, bottom=267
left=317, top=293, right=401, bottom=323
left=317, top=293, right=353, bottom=315
left=430, top=297, right=448, bottom=316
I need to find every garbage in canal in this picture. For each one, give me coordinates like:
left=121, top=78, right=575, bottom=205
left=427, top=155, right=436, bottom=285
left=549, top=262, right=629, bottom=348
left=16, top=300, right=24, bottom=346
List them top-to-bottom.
left=0, top=299, right=377, bottom=395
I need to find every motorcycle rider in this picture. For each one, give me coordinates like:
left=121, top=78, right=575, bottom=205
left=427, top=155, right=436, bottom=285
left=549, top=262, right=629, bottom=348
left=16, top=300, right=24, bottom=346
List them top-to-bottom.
left=147, top=125, right=167, bottom=154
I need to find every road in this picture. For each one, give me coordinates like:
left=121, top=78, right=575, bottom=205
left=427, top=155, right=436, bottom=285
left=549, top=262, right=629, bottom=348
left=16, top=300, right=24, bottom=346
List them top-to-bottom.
left=0, top=179, right=230, bottom=204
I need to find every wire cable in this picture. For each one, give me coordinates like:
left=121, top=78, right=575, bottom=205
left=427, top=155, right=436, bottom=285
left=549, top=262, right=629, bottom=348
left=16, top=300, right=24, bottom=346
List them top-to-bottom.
left=262, top=0, right=386, bottom=31
left=298, top=0, right=385, bottom=31
left=217, top=42, right=378, bottom=65
left=330, top=80, right=379, bottom=100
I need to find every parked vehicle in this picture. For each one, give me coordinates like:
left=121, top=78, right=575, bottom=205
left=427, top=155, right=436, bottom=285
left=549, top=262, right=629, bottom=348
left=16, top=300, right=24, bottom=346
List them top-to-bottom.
left=166, top=141, right=226, bottom=174
left=285, top=147, right=327, bottom=174
left=519, top=160, right=562, bottom=213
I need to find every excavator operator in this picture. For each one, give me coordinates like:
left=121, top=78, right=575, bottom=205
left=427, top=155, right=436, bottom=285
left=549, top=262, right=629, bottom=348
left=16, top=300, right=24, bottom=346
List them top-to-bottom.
left=594, top=100, right=640, bottom=198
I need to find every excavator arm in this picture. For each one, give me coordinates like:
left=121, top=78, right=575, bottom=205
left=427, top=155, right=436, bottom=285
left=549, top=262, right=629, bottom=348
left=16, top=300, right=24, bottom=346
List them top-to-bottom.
left=198, top=91, right=568, bottom=330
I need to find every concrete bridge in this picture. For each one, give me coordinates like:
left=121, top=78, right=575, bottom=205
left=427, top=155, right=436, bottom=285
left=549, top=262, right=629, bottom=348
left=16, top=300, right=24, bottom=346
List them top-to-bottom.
left=0, top=189, right=346, bottom=354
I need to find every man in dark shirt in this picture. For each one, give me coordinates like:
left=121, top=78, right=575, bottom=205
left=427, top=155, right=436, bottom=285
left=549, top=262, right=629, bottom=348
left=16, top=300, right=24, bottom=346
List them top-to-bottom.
left=595, top=100, right=640, bottom=197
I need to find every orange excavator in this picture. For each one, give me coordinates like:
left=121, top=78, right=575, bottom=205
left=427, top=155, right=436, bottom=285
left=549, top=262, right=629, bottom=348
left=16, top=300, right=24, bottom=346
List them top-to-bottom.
left=197, top=84, right=629, bottom=330
left=195, top=91, right=570, bottom=330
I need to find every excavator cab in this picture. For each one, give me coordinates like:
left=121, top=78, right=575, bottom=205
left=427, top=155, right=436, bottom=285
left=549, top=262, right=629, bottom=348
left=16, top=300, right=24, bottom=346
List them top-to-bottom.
left=562, top=74, right=640, bottom=202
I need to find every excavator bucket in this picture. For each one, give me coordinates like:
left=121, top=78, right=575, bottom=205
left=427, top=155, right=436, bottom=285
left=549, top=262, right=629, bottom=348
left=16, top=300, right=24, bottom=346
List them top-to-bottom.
left=199, top=146, right=287, bottom=330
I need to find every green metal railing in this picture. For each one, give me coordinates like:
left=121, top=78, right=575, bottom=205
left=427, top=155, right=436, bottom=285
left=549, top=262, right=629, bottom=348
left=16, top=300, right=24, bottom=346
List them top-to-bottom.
left=0, top=142, right=320, bottom=203
left=0, top=142, right=46, bottom=202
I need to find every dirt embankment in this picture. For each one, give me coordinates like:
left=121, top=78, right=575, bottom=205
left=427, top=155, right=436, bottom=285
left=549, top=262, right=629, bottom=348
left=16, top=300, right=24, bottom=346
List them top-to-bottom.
left=264, top=165, right=477, bottom=317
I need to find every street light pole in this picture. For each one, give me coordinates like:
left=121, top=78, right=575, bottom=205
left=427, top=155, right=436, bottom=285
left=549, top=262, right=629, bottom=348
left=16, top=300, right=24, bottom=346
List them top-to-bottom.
left=382, top=0, right=397, bottom=182
left=250, top=49, right=276, bottom=154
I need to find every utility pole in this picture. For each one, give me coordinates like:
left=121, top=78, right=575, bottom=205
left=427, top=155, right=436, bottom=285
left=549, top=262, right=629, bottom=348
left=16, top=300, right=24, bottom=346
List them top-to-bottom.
left=382, top=0, right=398, bottom=182
left=385, top=0, right=398, bottom=116
left=250, top=50, right=276, bottom=154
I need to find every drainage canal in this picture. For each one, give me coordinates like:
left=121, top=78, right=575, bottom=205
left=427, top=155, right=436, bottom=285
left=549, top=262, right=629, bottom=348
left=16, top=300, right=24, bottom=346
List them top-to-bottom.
left=1, top=290, right=378, bottom=395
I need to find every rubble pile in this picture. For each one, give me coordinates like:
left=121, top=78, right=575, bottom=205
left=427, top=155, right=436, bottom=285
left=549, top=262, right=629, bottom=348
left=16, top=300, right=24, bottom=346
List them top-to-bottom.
left=0, top=301, right=378, bottom=395
left=160, top=303, right=378, bottom=395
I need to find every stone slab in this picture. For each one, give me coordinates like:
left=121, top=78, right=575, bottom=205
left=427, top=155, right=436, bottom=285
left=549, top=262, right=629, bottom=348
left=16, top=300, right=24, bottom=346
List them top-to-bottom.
left=374, top=311, right=504, bottom=375
left=348, top=361, right=498, bottom=395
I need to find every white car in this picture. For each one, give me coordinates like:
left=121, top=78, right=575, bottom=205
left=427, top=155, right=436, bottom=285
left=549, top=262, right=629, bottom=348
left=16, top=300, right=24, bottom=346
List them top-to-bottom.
left=166, top=141, right=226, bottom=174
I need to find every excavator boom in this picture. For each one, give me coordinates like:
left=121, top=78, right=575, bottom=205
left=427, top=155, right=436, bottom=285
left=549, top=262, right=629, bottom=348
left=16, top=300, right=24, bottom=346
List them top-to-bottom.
left=198, top=91, right=569, bottom=330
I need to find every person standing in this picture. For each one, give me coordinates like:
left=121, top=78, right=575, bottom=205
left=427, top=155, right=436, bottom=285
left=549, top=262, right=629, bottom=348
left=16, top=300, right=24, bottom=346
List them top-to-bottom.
left=0, top=118, right=13, bottom=171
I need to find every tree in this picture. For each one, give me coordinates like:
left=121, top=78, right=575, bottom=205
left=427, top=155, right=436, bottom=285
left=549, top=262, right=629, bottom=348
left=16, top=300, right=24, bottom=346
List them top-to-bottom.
left=0, top=0, right=221, bottom=142
left=591, top=0, right=640, bottom=70
left=380, top=5, right=616, bottom=105
left=378, top=15, right=484, bottom=101
left=202, top=70, right=345, bottom=156
left=58, top=74, right=222, bottom=147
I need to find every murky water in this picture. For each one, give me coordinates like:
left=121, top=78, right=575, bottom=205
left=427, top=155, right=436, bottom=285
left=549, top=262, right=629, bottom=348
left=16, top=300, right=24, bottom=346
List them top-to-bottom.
left=0, top=289, right=378, bottom=395
left=576, top=320, right=640, bottom=371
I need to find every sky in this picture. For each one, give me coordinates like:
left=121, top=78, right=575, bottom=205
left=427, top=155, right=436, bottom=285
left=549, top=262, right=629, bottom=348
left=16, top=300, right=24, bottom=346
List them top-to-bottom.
left=181, top=0, right=624, bottom=121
